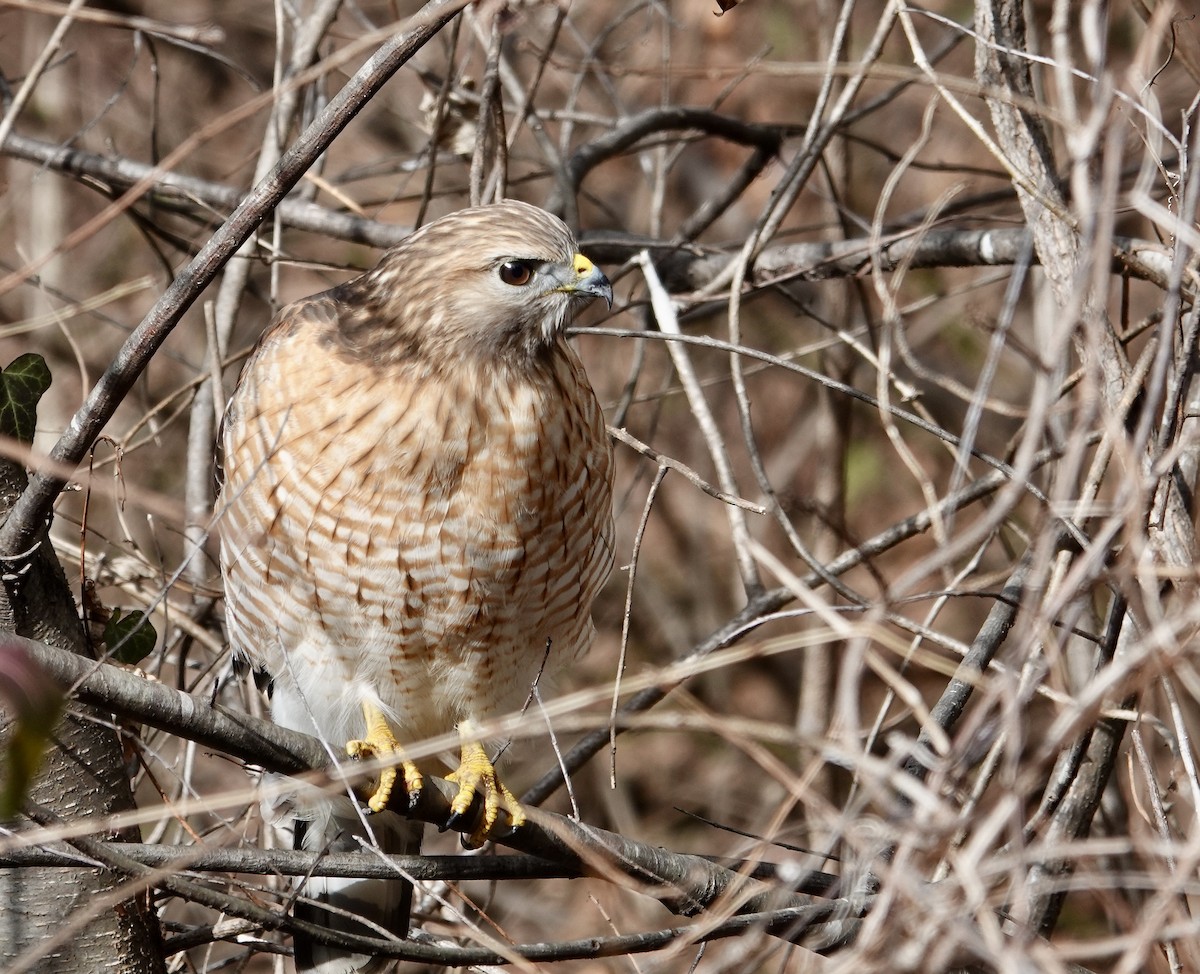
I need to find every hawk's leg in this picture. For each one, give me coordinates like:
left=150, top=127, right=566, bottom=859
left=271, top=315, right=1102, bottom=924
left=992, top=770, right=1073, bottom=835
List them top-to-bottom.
left=346, top=700, right=423, bottom=814
left=445, top=723, right=526, bottom=848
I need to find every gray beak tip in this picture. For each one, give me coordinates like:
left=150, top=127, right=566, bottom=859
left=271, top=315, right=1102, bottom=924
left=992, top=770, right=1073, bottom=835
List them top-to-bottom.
left=578, top=267, right=613, bottom=309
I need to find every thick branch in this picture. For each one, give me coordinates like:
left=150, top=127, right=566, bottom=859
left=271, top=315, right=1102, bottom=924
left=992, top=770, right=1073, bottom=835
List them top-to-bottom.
left=974, top=0, right=1130, bottom=397
left=1, top=131, right=413, bottom=250
left=585, top=227, right=1179, bottom=298
left=0, top=455, right=164, bottom=971
left=0, top=842, right=840, bottom=893
left=0, top=844, right=576, bottom=882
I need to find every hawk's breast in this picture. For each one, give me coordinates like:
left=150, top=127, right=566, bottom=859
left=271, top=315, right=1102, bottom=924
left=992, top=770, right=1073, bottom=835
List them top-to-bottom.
left=220, top=311, right=613, bottom=738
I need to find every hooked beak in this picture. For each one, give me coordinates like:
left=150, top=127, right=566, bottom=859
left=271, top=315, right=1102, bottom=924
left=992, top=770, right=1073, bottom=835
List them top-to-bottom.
left=554, top=253, right=613, bottom=308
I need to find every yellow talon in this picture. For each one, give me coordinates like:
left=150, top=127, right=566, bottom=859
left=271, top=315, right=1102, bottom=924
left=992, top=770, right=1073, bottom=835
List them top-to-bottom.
left=346, top=701, right=422, bottom=813
left=445, top=730, right=526, bottom=848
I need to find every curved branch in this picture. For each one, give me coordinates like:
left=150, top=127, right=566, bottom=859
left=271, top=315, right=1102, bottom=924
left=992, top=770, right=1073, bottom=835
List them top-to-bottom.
left=0, top=0, right=467, bottom=559
left=546, top=107, right=787, bottom=214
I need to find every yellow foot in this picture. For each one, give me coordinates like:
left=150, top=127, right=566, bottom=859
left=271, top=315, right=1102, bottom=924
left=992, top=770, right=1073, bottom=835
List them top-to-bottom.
left=345, top=700, right=423, bottom=814
left=445, top=732, right=526, bottom=848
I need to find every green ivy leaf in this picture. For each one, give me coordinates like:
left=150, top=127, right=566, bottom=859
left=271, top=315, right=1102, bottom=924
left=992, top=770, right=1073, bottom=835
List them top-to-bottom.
left=0, top=353, right=51, bottom=446
left=103, top=608, right=157, bottom=665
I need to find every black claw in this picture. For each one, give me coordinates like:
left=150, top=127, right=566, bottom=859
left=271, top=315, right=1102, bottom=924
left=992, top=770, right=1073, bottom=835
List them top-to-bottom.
left=444, top=786, right=488, bottom=837
left=443, top=805, right=478, bottom=834
left=493, top=820, right=520, bottom=840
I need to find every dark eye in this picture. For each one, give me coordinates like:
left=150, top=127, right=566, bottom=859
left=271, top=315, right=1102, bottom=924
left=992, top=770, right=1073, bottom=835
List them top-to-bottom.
left=498, top=260, right=534, bottom=286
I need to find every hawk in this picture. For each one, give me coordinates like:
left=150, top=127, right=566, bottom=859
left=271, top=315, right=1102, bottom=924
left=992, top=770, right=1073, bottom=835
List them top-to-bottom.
left=218, top=200, right=615, bottom=973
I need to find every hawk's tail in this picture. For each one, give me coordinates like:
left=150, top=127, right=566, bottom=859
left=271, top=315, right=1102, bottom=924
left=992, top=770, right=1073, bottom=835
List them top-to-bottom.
left=292, top=806, right=423, bottom=974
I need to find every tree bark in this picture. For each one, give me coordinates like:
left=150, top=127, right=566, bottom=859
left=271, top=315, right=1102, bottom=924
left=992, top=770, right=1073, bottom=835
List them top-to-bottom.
left=0, top=455, right=163, bottom=974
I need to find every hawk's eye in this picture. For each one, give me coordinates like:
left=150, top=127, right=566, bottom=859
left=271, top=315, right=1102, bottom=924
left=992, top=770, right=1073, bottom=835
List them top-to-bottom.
left=498, top=260, right=534, bottom=287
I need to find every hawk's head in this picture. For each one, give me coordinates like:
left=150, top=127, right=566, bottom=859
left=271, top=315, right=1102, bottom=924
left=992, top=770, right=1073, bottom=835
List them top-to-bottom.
left=339, top=200, right=612, bottom=365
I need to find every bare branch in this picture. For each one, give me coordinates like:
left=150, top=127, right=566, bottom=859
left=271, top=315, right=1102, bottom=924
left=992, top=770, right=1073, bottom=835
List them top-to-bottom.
left=0, top=0, right=468, bottom=559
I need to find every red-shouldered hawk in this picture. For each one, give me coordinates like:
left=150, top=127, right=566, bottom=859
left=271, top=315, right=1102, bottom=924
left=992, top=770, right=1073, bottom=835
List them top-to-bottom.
left=218, top=200, right=614, bottom=973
